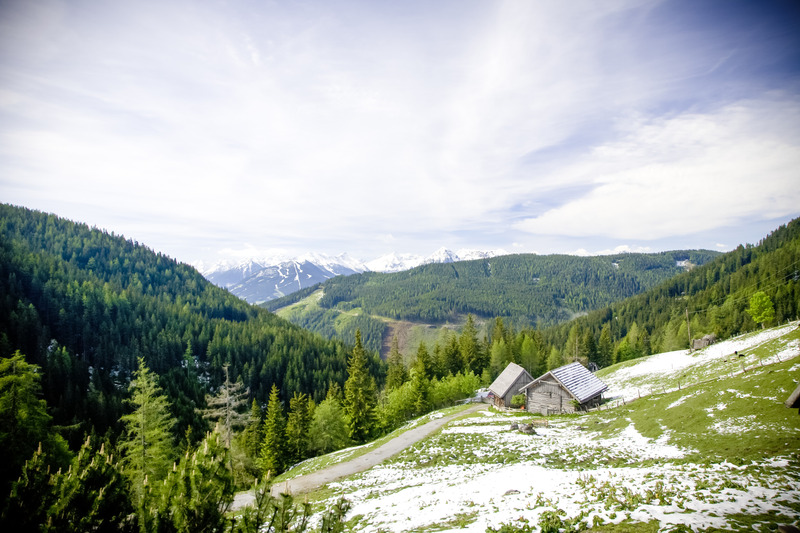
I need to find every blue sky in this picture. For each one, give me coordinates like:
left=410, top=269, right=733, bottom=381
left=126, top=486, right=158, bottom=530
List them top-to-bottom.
left=1, top=0, right=799, bottom=265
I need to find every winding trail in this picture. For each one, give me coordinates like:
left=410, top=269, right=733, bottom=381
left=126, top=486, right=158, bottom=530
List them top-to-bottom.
left=232, top=403, right=487, bottom=510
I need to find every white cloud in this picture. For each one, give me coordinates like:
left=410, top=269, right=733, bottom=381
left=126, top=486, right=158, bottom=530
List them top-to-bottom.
left=1, top=0, right=798, bottom=263
left=514, top=98, right=800, bottom=239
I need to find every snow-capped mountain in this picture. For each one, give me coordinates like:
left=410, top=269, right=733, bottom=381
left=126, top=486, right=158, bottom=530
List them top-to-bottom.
left=201, top=248, right=509, bottom=304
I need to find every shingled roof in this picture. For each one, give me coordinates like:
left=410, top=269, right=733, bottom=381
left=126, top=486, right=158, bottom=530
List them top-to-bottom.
left=489, top=362, right=533, bottom=399
left=521, top=362, right=608, bottom=404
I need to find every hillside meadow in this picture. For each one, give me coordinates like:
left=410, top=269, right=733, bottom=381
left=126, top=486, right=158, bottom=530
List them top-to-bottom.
left=273, top=323, right=800, bottom=532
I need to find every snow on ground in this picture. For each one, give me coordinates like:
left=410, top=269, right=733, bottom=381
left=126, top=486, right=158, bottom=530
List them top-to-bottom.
left=603, top=323, right=799, bottom=402
left=323, top=413, right=796, bottom=532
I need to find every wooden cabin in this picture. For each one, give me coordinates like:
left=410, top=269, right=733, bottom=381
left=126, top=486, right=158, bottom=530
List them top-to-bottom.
left=488, top=362, right=534, bottom=408
left=520, top=362, right=608, bottom=415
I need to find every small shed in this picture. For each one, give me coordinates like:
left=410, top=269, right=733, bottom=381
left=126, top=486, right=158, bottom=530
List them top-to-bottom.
left=691, top=333, right=717, bottom=351
left=488, top=362, right=534, bottom=408
left=520, top=362, right=608, bottom=415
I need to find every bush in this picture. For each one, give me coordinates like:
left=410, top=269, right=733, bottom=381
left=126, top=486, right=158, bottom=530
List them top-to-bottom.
left=510, top=394, right=526, bottom=409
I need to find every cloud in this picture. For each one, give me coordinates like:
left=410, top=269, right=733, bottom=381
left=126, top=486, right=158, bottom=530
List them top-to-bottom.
left=1, top=0, right=799, bottom=263
left=514, top=98, right=800, bottom=239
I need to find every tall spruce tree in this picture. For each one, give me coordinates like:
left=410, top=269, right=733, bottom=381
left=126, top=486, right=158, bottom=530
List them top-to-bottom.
left=343, top=330, right=377, bottom=443
left=385, top=335, right=408, bottom=391
left=119, top=358, right=176, bottom=509
left=259, top=384, right=286, bottom=475
left=285, top=392, right=312, bottom=465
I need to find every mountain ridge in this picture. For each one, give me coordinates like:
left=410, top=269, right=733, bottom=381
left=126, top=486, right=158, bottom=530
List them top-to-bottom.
left=202, top=248, right=510, bottom=304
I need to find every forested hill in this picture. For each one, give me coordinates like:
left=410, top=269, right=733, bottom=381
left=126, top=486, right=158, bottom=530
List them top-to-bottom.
left=0, top=204, right=381, bottom=443
left=542, top=217, right=800, bottom=360
left=266, top=249, right=719, bottom=329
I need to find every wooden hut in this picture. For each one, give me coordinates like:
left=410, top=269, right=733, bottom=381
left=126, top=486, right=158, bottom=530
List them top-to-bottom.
left=488, top=362, right=534, bottom=408
left=520, top=362, right=608, bottom=415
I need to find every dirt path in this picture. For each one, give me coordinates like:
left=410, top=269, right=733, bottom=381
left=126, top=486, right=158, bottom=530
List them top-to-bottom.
left=231, top=403, right=487, bottom=510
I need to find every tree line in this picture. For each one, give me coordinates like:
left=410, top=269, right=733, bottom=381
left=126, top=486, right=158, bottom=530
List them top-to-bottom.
left=265, top=249, right=719, bottom=352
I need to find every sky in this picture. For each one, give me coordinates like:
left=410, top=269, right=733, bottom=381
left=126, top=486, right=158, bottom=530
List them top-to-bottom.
left=1, top=0, right=799, bottom=266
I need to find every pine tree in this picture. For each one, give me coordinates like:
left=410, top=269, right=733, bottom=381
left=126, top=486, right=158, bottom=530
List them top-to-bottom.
left=459, top=314, right=484, bottom=373
left=598, top=324, right=613, bottom=368
left=343, top=330, right=377, bottom=443
left=385, top=335, right=408, bottom=391
left=546, top=347, right=563, bottom=371
left=0, top=352, right=61, bottom=500
left=409, top=354, right=430, bottom=417
left=119, top=358, right=176, bottom=508
left=199, top=365, right=249, bottom=452
left=259, top=384, right=286, bottom=475
left=285, top=392, right=312, bottom=465
left=241, top=399, right=263, bottom=461
left=157, top=431, right=234, bottom=532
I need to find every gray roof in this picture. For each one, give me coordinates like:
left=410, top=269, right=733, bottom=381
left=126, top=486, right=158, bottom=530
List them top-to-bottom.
left=489, top=362, right=533, bottom=398
left=521, top=362, right=608, bottom=404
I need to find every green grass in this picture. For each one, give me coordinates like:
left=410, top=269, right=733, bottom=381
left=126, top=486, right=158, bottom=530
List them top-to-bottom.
left=586, top=354, right=800, bottom=464
left=271, top=404, right=477, bottom=484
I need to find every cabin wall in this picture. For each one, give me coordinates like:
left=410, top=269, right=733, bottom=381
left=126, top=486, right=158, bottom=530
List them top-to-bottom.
left=493, top=373, right=533, bottom=407
left=524, top=378, right=576, bottom=415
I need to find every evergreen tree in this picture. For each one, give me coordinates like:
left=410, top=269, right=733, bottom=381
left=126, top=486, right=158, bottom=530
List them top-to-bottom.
left=747, top=291, right=775, bottom=329
left=459, top=314, right=484, bottom=373
left=598, top=324, right=613, bottom=368
left=343, top=331, right=377, bottom=443
left=582, top=331, right=598, bottom=364
left=440, top=332, right=462, bottom=376
left=518, top=334, right=541, bottom=377
left=384, top=335, right=408, bottom=391
left=489, top=337, right=512, bottom=379
left=546, top=347, right=563, bottom=371
left=409, top=348, right=430, bottom=417
left=0, top=352, right=65, bottom=500
left=119, top=358, right=176, bottom=509
left=199, top=365, right=249, bottom=451
left=259, top=384, right=286, bottom=475
left=285, top=392, right=312, bottom=465
left=241, top=399, right=263, bottom=461
left=156, top=431, right=234, bottom=533
left=50, top=437, right=135, bottom=532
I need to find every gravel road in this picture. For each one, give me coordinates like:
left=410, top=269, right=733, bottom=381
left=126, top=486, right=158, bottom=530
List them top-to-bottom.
left=231, top=403, right=487, bottom=510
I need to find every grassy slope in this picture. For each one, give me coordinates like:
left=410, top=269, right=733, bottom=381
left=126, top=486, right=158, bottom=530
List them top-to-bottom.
left=275, top=290, right=491, bottom=360
left=289, top=323, right=800, bottom=532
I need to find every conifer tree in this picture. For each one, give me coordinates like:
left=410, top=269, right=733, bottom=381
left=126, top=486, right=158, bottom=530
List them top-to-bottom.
left=459, top=314, right=484, bottom=373
left=598, top=323, right=613, bottom=368
left=344, top=330, right=377, bottom=443
left=518, top=334, right=540, bottom=377
left=385, top=335, right=408, bottom=391
left=0, top=352, right=63, bottom=500
left=409, top=354, right=430, bottom=417
left=119, top=358, right=175, bottom=509
left=199, top=365, right=249, bottom=451
left=259, top=384, right=286, bottom=475
left=285, top=392, right=312, bottom=465
left=241, top=399, right=263, bottom=461
left=156, top=431, right=234, bottom=532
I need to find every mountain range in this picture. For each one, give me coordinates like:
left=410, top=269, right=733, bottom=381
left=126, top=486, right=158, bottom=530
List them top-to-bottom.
left=200, top=248, right=508, bottom=304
